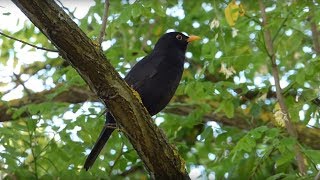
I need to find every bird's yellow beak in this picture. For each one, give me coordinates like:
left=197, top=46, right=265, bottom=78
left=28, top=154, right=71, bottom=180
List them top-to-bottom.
left=187, top=35, right=201, bottom=43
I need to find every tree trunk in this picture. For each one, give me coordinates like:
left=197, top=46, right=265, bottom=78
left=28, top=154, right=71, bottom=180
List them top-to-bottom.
left=11, top=0, right=189, bottom=179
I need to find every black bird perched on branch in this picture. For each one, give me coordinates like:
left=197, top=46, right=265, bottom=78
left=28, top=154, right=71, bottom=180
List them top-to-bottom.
left=84, top=32, right=200, bottom=170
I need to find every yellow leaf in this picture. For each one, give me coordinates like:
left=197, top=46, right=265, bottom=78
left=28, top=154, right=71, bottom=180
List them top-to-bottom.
left=224, top=0, right=245, bottom=26
left=239, top=4, right=245, bottom=16
left=273, top=103, right=285, bottom=127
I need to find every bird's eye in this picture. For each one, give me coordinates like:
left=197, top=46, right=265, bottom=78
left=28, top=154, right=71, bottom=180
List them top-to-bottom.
left=176, top=34, right=182, bottom=40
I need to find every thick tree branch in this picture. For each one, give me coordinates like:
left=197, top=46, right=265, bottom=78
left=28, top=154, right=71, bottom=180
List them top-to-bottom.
left=11, top=0, right=189, bottom=179
left=259, top=0, right=306, bottom=174
left=0, top=85, right=96, bottom=122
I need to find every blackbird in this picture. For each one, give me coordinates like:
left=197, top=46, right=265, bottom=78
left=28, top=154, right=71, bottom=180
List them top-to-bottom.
left=84, top=32, right=200, bottom=170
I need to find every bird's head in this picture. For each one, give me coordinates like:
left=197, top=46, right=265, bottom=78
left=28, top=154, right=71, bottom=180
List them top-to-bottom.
left=154, top=32, right=200, bottom=53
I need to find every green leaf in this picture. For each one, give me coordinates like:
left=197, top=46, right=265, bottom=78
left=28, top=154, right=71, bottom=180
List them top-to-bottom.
left=131, top=3, right=142, bottom=18
left=152, top=3, right=166, bottom=17
left=118, top=7, right=132, bottom=23
left=295, top=71, right=305, bottom=85
left=223, top=100, right=234, bottom=118
left=250, top=103, right=261, bottom=117
left=12, top=106, right=28, bottom=119
left=200, top=126, right=213, bottom=141
left=250, top=126, right=267, bottom=139
left=266, top=128, right=280, bottom=138
left=233, top=135, right=255, bottom=153
left=278, top=137, right=296, bottom=153
left=123, top=150, right=137, bottom=162
left=304, top=150, right=320, bottom=163
left=275, top=151, right=295, bottom=167
left=118, top=157, right=128, bottom=171
left=266, top=173, right=286, bottom=180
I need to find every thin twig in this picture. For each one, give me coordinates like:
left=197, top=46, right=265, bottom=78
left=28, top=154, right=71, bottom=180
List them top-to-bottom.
left=56, top=0, right=76, bottom=19
left=98, top=0, right=110, bottom=45
left=258, top=0, right=306, bottom=175
left=244, top=14, right=261, bottom=25
left=272, top=15, right=289, bottom=43
left=141, top=19, right=157, bottom=52
left=0, top=31, right=58, bottom=52
left=13, top=73, right=32, bottom=96
left=1, top=83, right=19, bottom=96
left=26, top=120, right=38, bottom=179
left=109, top=142, right=125, bottom=176
left=39, top=156, right=59, bottom=173
left=119, top=165, right=143, bottom=176
left=315, top=170, right=320, bottom=180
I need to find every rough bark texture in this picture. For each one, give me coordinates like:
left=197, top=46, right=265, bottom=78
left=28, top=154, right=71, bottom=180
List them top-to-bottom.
left=11, top=0, right=189, bottom=179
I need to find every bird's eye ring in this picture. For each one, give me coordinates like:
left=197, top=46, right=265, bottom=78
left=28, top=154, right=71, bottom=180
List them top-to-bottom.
left=176, top=34, right=182, bottom=40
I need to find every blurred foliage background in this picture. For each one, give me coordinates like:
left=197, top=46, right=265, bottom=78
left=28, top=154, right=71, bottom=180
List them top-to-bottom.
left=0, top=0, right=319, bottom=179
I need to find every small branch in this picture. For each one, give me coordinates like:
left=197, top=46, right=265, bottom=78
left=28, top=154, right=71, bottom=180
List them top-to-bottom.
left=56, top=0, right=76, bottom=19
left=98, top=0, right=110, bottom=45
left=258, top=0, right=306, bottom=174
left=244, top=14, right=261, bottom=25
left=272, top=15, right=289, bottom=43
left=308, top=15, right=320, bottom=55
left=141, top=19, right=157, bottom=52
left=0, top=31, right=59, bottom=52
left=13, top=73, right=32, bottom=96
left=1, top=83, right=19, bottom=96
left=26, top=119, right=38, bottom=179
left=109, top=142, right=125, bottom=176
left=39, top=156, right=59, bottom=173
left=119, top=165, right=143, bottom=177
left=315, top=170, right=320, bottom=180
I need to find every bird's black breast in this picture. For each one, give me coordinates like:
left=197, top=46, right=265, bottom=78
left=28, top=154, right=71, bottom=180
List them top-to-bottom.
left=124, top=52, right=184, bottom=116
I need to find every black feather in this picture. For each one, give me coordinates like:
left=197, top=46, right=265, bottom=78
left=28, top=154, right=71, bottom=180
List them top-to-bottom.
left=84, top=32, right=191, bottom=170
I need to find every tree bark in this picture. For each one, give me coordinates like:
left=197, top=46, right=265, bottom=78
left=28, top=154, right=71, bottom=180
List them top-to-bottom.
left=11, top=0, right=189, bottom=179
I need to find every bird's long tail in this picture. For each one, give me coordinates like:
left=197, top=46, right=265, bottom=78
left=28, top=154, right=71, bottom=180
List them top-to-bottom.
left=84, top=113, right=115, bottom=171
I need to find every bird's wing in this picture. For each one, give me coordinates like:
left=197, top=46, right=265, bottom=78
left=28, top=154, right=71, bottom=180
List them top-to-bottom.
left=124, top=53, right=162, bottom=89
